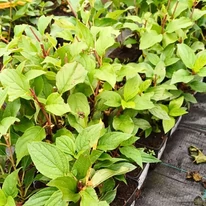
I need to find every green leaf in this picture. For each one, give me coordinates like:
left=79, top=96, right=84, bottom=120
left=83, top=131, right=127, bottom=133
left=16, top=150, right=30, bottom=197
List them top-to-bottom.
left=38, top=15, right=53, bottom=35
left=166, top=17, right=193, bottom=33
left=76, top=20, right=94, bottom=47
left=95, top=28, right=116, bottom=56
left=140, top=30, right=162, bottom=50
left=177, top=44, right=196, bottom=69
left=193, top=51, right=206, bottom=73
left=147, top=53, right=160, bottom=65
left=56, top=62, right=87, bottom=94
left=95, top=64, right=116, bottom=88
left=198, top=67, right=206, bottom=77
left=0, top=69, right=31, bottom=101
left=171, top=69, right=194, bottom=84
left=25, top=70, right=46, bottom=81
left=123, top=76, right=141, bottom=101
left=139, top=79, right=152, bottom=93
left=189, top=81, right=206, bottom=93
left=0, top=88, right=8, bottom=108
left=98, top=91, right=122, bottom=107
left=45, top=92, right=71, bottom=116
left=68, top=93, right=90, bottom=117
left=183, top=93, right=197, bottom=103
left=133, top=95, right=154, bottom=110
left=169, top=96, right=184, bottom=110
left=3, top=99, right=21, bottom=118
left=121, top=99, right=135, bottom=109
left=149, top=105, right=170, bottom=120
left=169, top=108, right=187, bottom=117
left=113, top=115, right=134, bottom=134
left=163, top=116, right=175, bottom=133
left=0, top=117, right=20, bottom=137
left=134, top=118, right=151, bottom=130
left=75, top=122, right=103, bottom=152
left=15, top=126, right=46, bottom=164
left=97, top=132, right=132, bottom=151
left=56, top=135, right=75, bottom=156
left=28, top=142, right=69, bottom=179
left=119, top=146, right=142, bottom=168
left=140, top=150, right=160, bottom=163
left=72, top=153, right=92, bottom=179
left=90, top=162, right=136, bottom=188
left=2, top=169, right=20, bottom=198
left=48, top=176, right=80, bottom=202
left=24, top=187, right=57, bottom=206
left=80, top=187, right=99, bottom=206
left=0, top=190, right=7, bottom=205
left=45, top=190, right=67, bottom=206
left=5, top=196, right=15, bottom=206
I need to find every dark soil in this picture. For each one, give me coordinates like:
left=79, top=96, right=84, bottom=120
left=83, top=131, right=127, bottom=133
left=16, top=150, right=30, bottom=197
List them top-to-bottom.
left=135, top=131, right=167, bottom=150
left=111, top=178, right=139, bottom=206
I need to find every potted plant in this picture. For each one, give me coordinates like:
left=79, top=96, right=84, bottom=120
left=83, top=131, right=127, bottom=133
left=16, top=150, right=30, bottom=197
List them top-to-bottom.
left=0, top=0, right=206, bottom=205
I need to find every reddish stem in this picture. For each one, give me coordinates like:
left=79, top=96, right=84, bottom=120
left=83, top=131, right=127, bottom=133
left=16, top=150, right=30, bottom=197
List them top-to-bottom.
left=171, top=1, right=179, bottom=19
left=30, top=89, right=52, bottom=136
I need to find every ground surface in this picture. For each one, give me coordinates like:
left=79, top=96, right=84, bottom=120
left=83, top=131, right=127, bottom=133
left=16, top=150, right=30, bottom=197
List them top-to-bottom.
left=135, top=93, right=206, bottom=206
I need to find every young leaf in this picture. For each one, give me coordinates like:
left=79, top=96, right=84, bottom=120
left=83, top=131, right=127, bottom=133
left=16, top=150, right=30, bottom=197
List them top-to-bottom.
left=38, top=15, right=53, bottom=35
left=166, top=17, right=193, bottom=33
left=95, top=28, right=116, bottom=57
left=140, top=30, right=162, bottom=50
left=177, top=44, right=196, bottom=69
left=193, top=51, right=206, bottom=73
left=56, top=62, right=87, bottom=94
left=95, top=64, right=116, bottom=88
left=0, top=69, right=31, bottom=101
left=170, top=69, right=194, bottom=84
left=123, top=75, right=141, bottom=101
left=189, top=81, right=206, bottom=93
left=97, top=91, right=122, bottom=107
left=45, top=92, right=71, bottom=116
left=68, top=93, right=90, bottom=117
left=133, top=95, right=154, bottom=110
left=169, top=96, right=184, bottom=110
left=149, top=105, right=170, bottom=120
left=169, top=108, right=187, bottom=117
left=113, top=115, right=134, bottom=134
left=163, top=116, right=175, bottom=133
left=0, top=117, right=20, bottom=137
left=75, top=122, right=103, bottom=152
left=15, top=126, right=46, bottom=164
left=97, top=132, right=132, bottom=151
left=56, top=135, right=76, bottom=156
left=28, top=142, right=70, bottom=179
left=119, top=146, right=143, bottom=168
left=140, top=150, right=161, bottom=163
left=72, top=153, right=92, bottom=180
left=90, top=162, right=136, bottom=188
left=2, top=169, right=20, bottom=198
left=47, top=176, right=80, bottom=202
left=24, top=187, right=57, bottom=206
left=80, top=187, right=99, bottom=206
left=0, top=190, right=7, bottom=205
left=45, top=190, right=67, bottom=206
left=5, top=196, right=15, bottom=206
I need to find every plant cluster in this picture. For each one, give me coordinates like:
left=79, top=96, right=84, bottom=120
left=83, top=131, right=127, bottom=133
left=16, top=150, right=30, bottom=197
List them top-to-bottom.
left=0, top=0, right=206, bottom=205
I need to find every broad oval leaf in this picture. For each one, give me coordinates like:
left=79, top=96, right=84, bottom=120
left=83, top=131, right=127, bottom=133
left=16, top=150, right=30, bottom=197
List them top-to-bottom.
left=140, top=30, right=162, bottom=50
left=177, top=43, right=196, bottom=69
left=56, top=62, right=87, bottom=94
left=170, top=69, right=194, bottom=84
left=45, top=92, right=71, bottom=116
left=149, top=105, right=170, bottom=120
left=113, top=115, right=134, bottom=134
left=75, top=122, right=104, bottom=152
left=15, top=126, right=46, bottom=164
left=97, top=132, right=132, bottom=151
left=28, top=142, right=70, bottom=179
left=47, top=176, right=80, bottom=202
left=24, top=187, right=57, bottom=206
left=45, top=190, right=67, bottom=206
